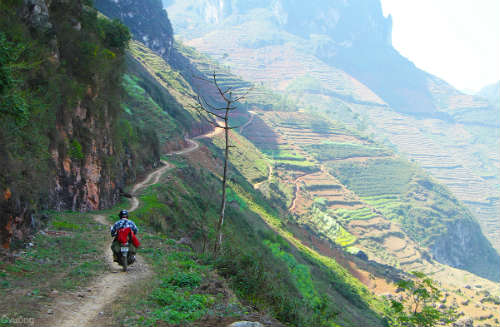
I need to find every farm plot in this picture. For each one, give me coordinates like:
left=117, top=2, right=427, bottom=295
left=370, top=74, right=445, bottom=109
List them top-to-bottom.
left=305, top=142, right=392, bottom=161
left=328, top=158, right=417, bottom=197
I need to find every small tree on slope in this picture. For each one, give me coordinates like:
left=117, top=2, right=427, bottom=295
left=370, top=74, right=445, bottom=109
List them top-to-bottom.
left=387, top=271, right=457, bottom=327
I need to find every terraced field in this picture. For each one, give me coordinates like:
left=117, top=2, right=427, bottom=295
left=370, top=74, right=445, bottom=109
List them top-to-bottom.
left=180, top=24, right=500, bottom=254
left=172, top=33, right=500, bottom=286
left=346, top=104, right=500, bottom=251
left=236, top=110, right=433, bottom=270
left=346, top=217, right=427, bottom=270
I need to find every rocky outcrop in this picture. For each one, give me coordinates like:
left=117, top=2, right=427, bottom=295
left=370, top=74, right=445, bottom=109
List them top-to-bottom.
left=0, top=0, right=160, bottom=249
left=21, top=0, right=52, bottom=30
left=95, top=0, right=174, bottom=60
left=50, top=95, right=122, bottom=212
left=431, top=218, right=500, bottom=281
left=228, top=322, right=264, bottom=327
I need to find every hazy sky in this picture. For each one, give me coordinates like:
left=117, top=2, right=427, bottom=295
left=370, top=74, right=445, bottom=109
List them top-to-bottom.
left=381, top=0, right=499, bottom=93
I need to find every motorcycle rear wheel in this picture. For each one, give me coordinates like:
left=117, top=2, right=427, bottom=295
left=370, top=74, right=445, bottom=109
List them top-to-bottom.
left=121, top=254, right=128, bottom=272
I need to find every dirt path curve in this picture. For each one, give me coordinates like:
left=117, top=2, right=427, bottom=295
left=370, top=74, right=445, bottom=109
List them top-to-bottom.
left=239, top=111, right=256, bottom=134
left=45, top=126, right=222, bottom=327
left=47, top=160, right=173, bottom=327
left=130, top=160, right=171, bottom=211
left=254, top=164, right=273, bottom=189
left=288, top=172, right=315, bottom=213
left=289, top=181, right=301, bottom=212
left=50, top=214, right=152, bottom=327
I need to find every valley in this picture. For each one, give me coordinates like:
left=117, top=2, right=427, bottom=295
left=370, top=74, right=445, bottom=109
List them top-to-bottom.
left=1, top=0, right=499, bottom=326
left=171, top=3, right=500, bottom=254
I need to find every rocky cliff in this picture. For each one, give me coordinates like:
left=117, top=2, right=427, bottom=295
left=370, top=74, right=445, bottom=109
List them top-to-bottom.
left=0, top=0, right=159, bottom=249
left=95, top=0, right=174, bottom=60
left=431, top=218, right=500, bottom=281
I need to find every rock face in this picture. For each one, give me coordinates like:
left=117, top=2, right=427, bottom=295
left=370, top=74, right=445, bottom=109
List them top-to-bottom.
left=0, top=0, right=160, bottom=249
left=21, top=0, right=52, bottom=30
left=95, top=0, right=174, bottom=60
left=50, top=95, right=122, bottom=212
left=431, top=218, right=500, bottom=281
left=228, top=322, right=264, bottom=327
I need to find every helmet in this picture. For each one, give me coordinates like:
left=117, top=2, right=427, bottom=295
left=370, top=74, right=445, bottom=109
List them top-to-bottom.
left=119, top=209, right=128, bottom=218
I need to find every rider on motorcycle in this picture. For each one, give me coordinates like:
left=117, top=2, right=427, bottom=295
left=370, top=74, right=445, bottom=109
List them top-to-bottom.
left=111, top=209, right=139, bottom=263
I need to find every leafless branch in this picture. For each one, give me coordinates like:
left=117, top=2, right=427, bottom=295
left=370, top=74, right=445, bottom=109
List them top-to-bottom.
left=212, top=72, right=232, bottom=103
left=233, top=86, right=255, bottom=102
left=189, top=102, right=224, bottom=122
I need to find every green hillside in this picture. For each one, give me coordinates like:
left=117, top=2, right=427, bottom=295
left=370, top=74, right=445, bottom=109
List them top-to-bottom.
left=2, top=1, right=500, bottom=327
left=174, top=39, right=500, bottom=282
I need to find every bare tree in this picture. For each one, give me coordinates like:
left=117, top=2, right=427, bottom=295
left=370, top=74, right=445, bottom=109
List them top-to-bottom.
left=192, top=72, right=252, bottom=255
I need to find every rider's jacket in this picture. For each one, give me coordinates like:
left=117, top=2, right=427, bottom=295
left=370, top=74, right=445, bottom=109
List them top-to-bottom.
left=111, top=219, right=138, bottom=237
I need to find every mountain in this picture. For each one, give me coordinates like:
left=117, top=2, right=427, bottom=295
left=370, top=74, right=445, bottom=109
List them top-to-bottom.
left=94, top=0, right=500, bottom=280
left=95, top=0, right=174, bottom=60
left=164, top=0, right=500, bottom=256
left=2, top=1, right=499, bottom=326
left=477, top=81, right=500, bottom=108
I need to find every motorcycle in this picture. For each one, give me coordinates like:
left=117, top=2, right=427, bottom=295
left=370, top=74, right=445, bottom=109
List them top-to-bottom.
left=113, top=226, right=140, bottom=272
left=117, top=241, right=135, bottom=272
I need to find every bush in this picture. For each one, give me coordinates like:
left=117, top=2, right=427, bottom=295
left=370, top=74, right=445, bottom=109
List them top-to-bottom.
left=98, top=18, right=131, bottom=49
left=0, top=32, right=28, bottom=121
left=69, top=139, right=84, bottom=160
left=163, top=271, right=202, bottom=289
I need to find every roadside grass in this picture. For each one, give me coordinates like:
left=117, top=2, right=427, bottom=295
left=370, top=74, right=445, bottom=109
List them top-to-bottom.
left=0, top=210, right=108, bottom=321
left=115, top=233, right=242, bottom=327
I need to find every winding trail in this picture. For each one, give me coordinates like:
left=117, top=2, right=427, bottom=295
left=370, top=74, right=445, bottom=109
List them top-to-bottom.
left=239, top=110, right=256, bottom=134
left=44, top=128, right=218, bottom=327
left=254, top=164, right=273, bottom=190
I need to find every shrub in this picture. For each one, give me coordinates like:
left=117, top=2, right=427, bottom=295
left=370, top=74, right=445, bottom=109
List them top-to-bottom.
left=98, top=18, right=131, bottom=49
left=0, top=32, right=28, bottom=121
left=69, top=139, right=84, bottom=160
left=163, top=271, right=202, bottom=289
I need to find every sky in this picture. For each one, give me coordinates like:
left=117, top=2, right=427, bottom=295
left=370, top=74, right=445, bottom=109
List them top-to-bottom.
left=381, top=0, right=499, bottom=93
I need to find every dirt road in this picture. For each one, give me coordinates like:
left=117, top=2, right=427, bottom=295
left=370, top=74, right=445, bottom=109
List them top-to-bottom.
left=44, top=129, right=216, bottom=326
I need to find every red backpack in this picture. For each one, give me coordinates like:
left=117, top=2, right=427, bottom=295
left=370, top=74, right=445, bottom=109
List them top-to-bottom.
left=117, top=227, right=141, bottom=247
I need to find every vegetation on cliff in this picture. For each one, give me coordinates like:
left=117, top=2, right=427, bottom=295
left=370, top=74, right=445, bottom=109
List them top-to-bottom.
left=0, top=0, right=160, bottom=248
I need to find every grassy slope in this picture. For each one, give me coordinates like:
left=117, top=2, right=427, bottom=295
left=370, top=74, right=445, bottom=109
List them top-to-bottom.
left=2, top=35, right=387, bottom=326
left=123, top=39, right=499, bottom=325
left=127, top=40, right=207, bottom=135
left=173, top=41, right=500, bottom=281
left=196, top=125, right=388, bottom=325
left=123, top=154, right=387, bottom=327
